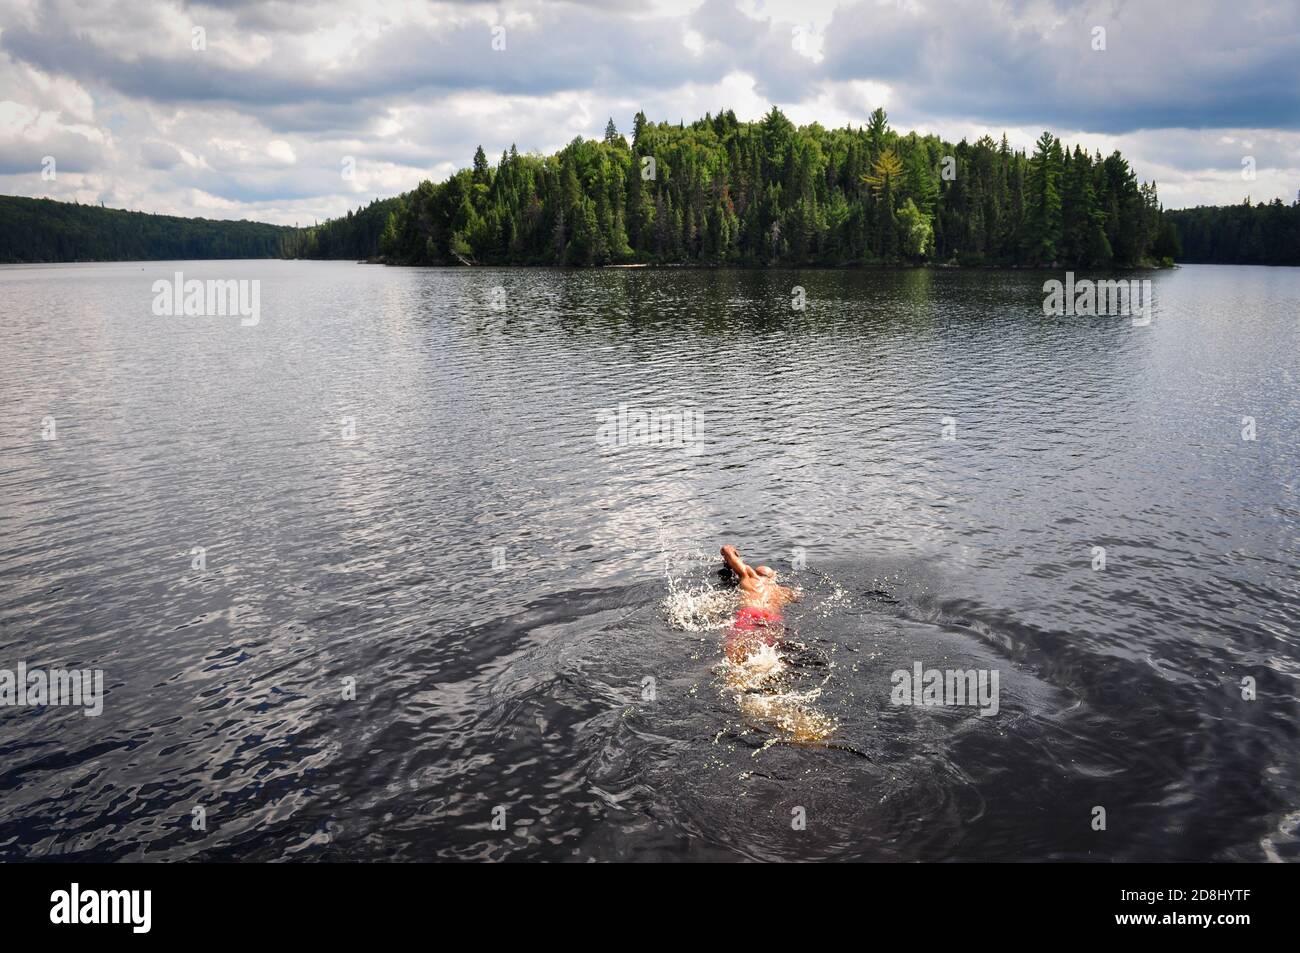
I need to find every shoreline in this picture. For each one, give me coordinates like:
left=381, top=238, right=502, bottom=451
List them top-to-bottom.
left=355, top=256, right=1177, bottom=273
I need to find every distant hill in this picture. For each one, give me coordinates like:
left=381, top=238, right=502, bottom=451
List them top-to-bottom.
left=0, top=194, right=296, bottom=263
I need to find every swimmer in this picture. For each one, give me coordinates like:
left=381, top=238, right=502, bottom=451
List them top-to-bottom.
left=719, top=545, right=798, bottom=662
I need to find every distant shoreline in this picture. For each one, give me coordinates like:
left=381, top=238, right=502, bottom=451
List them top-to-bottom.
left=0, top=256, right=1222, bottom=270
left=355, top=256, right=1177, bottom=272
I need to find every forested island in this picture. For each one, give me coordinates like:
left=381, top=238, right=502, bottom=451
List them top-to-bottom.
left=2, top=108, right=1295, bottom=267
left=324, top=108, right=1180, bottom=268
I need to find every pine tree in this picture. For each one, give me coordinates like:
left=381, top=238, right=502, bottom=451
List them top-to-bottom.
left=866, top=107, right=889, bottom=159
left=1025, top=131, right=1062, bottom=264
left=472, top=146, right=490, bottom=188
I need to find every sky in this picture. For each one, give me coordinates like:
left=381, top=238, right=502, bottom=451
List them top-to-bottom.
left=1, top=0, right=1297, bottom=225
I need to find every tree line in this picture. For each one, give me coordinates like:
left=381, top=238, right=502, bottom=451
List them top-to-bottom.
left=361, top=108, right=1178, bottom=268
left=0, top=195, right=293, bottom=263
left=1163, top=199, right=1300, bottom=266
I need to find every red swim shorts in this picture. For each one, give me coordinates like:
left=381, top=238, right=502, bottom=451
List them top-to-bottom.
left=731, top=605, right=781, bottom=633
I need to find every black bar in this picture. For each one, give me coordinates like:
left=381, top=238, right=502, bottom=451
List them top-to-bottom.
left=0, top=862, right=1286, bottom=940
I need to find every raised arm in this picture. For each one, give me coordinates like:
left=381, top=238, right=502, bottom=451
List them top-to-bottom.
left=720, top=545, right=756, bottom=580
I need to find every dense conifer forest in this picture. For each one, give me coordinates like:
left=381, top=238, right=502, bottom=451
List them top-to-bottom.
left=364, top=108, right=1177, bottom=268
left=0, top=195, right=293, bottom=262
left=1163, top=200, right=1300, bottom=266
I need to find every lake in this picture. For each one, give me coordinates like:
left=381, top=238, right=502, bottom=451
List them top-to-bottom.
left=0, top=259, right=1296, bottom=861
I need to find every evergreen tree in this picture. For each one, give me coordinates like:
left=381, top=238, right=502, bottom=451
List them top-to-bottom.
left=1025, top=131, right=1063, bottom=264
left=472, top=146, right=490, bottom=187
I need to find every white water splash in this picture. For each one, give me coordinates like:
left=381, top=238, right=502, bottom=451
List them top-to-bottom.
left=660, top=548, right=739, bottom=632
left=662, top=586, right=739, bottom=631
left=718, top=641, right=785, bottom=688
left=717, top=647, right=837, bottom=743
left=734, top=686, right=835, bottom=743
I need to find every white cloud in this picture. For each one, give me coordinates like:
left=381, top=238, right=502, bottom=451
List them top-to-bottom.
left=0, top=0, right=1294, bottom=222
left=266, top=139, right=297, bottom=163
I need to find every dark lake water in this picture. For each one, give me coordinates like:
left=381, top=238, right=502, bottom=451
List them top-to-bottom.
left=0, top=260, right=1296, bottom=861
